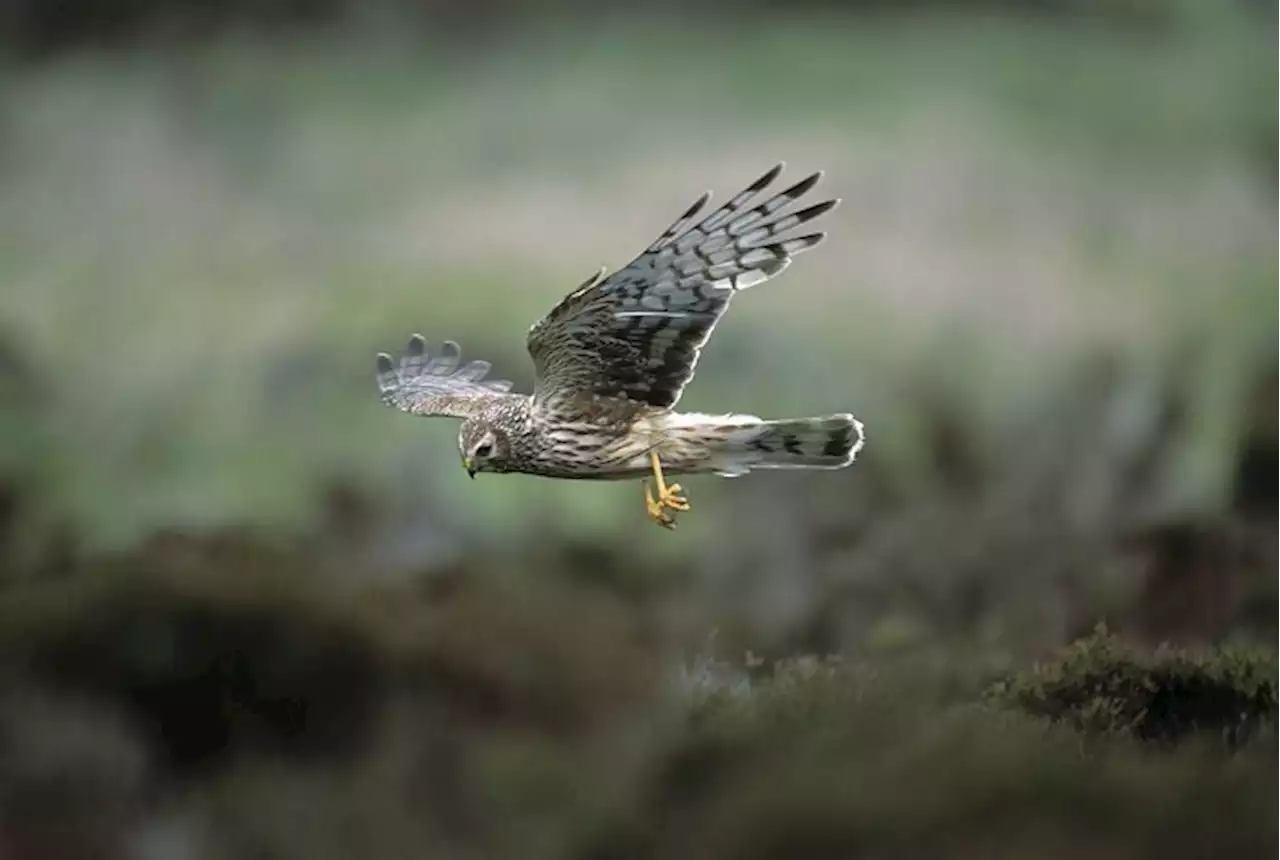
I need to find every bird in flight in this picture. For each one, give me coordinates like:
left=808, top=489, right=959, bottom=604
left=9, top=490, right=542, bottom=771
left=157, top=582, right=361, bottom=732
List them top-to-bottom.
left=376, top=163, right=864, bottom=529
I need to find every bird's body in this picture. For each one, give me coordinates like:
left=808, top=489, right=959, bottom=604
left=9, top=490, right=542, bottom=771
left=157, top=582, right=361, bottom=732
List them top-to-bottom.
left=376, top=163, right=865, bottom=528
left=456, top=392, right=654, bottom=480
left=462, top=393, right=850, bottom=481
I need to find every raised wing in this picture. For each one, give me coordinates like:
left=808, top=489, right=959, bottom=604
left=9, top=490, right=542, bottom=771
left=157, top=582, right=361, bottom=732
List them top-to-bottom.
left=526, top=163, right=837, bottom=410
left=376, top=334, right=515, bottom=419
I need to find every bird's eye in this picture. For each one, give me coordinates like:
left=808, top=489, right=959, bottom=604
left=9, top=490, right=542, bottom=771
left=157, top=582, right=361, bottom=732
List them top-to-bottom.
left=475, top=442, right=493, bottom=459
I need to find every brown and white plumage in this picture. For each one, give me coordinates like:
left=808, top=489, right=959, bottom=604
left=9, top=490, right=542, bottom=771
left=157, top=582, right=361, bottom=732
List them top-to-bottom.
left=375, top=163, right=865, bottom=527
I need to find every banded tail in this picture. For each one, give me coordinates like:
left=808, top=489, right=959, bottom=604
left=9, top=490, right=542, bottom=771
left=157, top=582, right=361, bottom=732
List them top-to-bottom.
left=710, top=413, right=865, bottom=476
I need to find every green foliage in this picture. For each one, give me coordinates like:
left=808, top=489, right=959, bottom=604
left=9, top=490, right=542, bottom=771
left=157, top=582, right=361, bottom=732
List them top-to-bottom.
left=988, top=624, right=1278, bottom=746
left=688, top=628, right=1279, bottom=750
left=613, top=639, right=1277, bottom=860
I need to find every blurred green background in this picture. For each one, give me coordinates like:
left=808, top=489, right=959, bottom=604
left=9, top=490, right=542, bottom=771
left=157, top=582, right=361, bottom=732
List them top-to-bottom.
left=0, top=2, right=1275, bottom=858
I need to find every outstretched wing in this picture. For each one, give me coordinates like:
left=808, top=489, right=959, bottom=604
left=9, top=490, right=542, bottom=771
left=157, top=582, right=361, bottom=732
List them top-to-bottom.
left=526, top=163, right=837, bottom=410
left=376, top=334, right=515, bottom=419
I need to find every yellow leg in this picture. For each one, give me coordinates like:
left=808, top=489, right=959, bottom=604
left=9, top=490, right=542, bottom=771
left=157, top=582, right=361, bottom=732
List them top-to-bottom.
left=643, top=451, right=689, bottom=529
left=650, top=452, right=689, bottom=511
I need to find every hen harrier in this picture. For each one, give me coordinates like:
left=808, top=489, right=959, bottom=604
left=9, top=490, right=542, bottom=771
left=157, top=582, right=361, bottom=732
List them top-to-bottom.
left=376, top=163, right=865, bottom=529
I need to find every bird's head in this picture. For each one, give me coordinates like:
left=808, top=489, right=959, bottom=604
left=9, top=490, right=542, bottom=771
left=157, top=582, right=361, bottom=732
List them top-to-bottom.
left=458, top=419, right=509, bottom=478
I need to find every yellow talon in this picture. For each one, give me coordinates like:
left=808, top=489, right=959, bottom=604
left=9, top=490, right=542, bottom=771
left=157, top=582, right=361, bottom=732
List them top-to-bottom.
left=644, top=452, right=690, bottom=529
left=644, top=481, right=677, bottom=529
left=661, top=482, right=690, bottom=511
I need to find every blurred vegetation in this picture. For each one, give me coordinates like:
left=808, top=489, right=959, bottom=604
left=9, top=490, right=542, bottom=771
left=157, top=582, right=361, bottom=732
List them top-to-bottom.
left=1, top=0, right=1273, bottom=554
left=3, top=0, right=1275, bottom=56
left=0, top=1, right=1275, bottom=856
left=0, top=540, right=1274, bottom=858
left=988, top=624, right=1276, bottom=746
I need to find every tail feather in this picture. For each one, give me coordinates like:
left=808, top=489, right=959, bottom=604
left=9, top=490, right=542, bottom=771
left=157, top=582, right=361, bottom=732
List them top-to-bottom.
left=716, top=413, right=865, bottom=476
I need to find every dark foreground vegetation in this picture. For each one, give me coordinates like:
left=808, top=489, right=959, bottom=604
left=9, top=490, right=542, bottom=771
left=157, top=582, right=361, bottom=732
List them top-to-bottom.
left=0, top=521, right=1275, bottom=860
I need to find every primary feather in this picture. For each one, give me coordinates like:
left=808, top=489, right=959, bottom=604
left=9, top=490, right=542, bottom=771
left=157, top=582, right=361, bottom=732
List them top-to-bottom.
left=526, top=162, right=839, bottom=410
left=375, top=335, right=515, bottom=419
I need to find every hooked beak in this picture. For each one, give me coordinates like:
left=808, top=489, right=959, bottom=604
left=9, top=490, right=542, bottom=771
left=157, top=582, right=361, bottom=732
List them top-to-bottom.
left=463, top=457, right=476, bottom=479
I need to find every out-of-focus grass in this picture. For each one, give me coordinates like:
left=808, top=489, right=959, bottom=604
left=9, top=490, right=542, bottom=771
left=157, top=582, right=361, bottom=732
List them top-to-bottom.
left=0, top=11, right=1273, bottom=552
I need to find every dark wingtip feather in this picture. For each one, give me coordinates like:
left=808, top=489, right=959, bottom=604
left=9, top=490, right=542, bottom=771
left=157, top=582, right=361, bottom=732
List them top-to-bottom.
left=748, top=162, right=786, bottom=194
left=781, top=170, right=823, bottom=202
left=680, top=191, right=713, bottom=220
left=789, top=198, right=840, bottom=225
left=786, top=232, right=827, bottom=253
left=407, top=334, right=426, bottom=355
left=376, top=353, right=394, bottom=374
